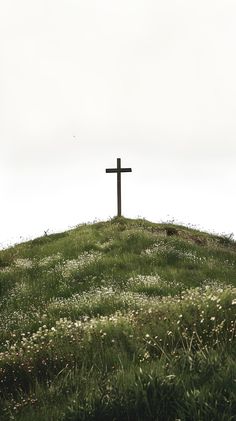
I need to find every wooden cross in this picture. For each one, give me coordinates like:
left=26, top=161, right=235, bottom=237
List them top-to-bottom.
left=106, top=158, right=132, bottom=217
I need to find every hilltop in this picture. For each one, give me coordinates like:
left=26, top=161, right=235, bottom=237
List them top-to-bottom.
left=0, top=217, right=235, bottom=420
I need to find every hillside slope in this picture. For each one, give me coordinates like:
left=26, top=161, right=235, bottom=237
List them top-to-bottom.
left=0, top=217, right=235, bottom=420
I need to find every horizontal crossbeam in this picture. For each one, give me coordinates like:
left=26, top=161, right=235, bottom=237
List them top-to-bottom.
left=106, top=168, right=132, bottom=173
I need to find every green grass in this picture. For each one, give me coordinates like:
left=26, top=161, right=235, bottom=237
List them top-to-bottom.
left=0, top=217, right=235, bottom=420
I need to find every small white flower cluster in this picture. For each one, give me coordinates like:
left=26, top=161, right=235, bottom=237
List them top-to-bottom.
left=97, top=239, right=114, bottom=250
left=141, top=242, right=165, bottom=256
left=142, top=242, right=207, bottom=264
left=55, top=251, right=102, bottom=278
left=182, top=251, right=207, bottom=263
left=38, top=253, right=62, bottom=267
left=0, top=254, right=62, bottom=273
left=14, top=258, right=34, bottom=269
left=223, top=258, right=236, bottom=268
left=0, top=266, right=11, bottom=273
left=126, top=274, right=185, bottom=295
left=128, top=274, right=162, bottom=287
left=48, top=287, right=148, bottom=315
left=0, top=312, right=133, bottom=363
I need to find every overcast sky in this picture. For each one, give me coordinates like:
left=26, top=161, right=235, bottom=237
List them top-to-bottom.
left=1, top=0, right=236, bottom=248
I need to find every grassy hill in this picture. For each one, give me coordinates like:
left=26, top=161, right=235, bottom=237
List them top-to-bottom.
left=0, top=217, right=235, bottom=421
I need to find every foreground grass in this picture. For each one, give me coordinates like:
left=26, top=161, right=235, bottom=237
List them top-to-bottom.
left=0, top=217, right=235, bottom=420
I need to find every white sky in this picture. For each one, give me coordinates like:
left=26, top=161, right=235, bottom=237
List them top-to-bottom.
left=1, top=0, right=236, bottom=248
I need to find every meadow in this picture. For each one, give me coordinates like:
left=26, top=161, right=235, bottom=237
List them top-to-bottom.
left=0, top=217, right=235, bottom=420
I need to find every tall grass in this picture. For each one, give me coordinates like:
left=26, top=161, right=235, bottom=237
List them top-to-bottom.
left=0, top=218, right=235, bottom=420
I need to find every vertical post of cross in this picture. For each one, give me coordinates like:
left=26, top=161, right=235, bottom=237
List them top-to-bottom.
left=117, top=158, right=121, bottom=217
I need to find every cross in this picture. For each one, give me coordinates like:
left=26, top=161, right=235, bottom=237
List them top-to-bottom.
left=106, top=158, right=132, bottom=217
